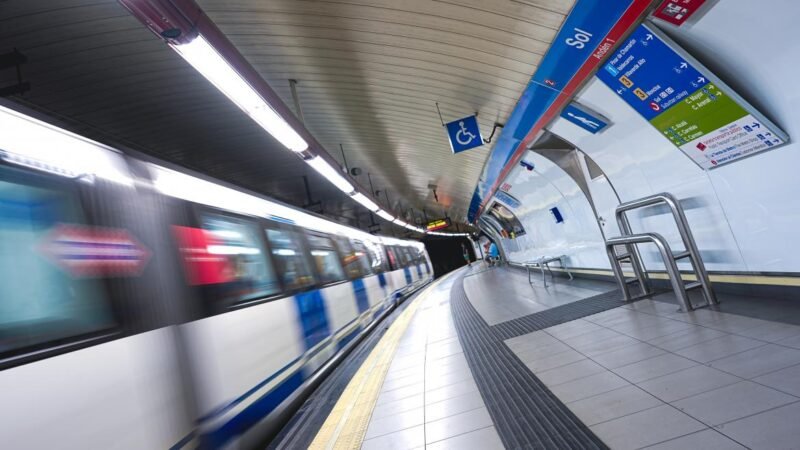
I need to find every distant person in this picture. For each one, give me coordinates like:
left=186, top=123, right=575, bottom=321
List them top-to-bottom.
left=489, top=242, right=499, bottom=266
left=462, top=243, right=471, bottom=267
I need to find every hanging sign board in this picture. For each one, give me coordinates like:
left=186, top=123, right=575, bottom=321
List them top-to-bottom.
left=652, top=0, right=708, bottom=26
left=596, top=23, right=788, bottom=170
left=560, top=102, right=610, bottom=134
left=446, top=116, right=483, bottom=153
left=426, top=217, right=452, bottom=232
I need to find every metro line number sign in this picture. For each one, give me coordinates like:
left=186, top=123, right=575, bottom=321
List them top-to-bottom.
left=597, top=23, right=788, bottom=170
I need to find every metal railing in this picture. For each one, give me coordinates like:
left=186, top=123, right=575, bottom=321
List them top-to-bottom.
left=606, top=192, right=718, bottom=311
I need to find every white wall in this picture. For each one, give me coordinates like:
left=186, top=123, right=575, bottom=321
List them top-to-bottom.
left=491, top=0, right=800, bottom=274
left=499, top=152, right=610, bottom=269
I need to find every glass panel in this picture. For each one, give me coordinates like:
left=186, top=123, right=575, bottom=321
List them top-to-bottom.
left=0, top=172, right=114, bottom=355
left=201, top=213, right=280, bottom=303
left=266, top=228, right=314, bottom=290
left=306, top=234, right=345, bottom=284
left=350, top=241, right=374, bottom=276
left=386, top=246, right=398, bottom=270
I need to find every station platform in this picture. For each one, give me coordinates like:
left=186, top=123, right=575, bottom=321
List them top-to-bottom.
left=277, top=264, right=800, bottom=449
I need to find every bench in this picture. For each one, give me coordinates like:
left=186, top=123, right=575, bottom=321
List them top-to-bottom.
left=524, top=255, right=573, bottom=287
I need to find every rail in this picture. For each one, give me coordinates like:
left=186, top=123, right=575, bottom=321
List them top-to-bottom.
left=607, top=192, right=717, bottom=311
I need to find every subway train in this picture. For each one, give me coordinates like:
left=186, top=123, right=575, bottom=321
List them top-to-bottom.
left=0, top=102, right=433, bottom=449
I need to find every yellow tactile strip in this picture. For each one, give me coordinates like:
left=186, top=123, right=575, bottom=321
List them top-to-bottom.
left=309, top=284, right=432, bottom=450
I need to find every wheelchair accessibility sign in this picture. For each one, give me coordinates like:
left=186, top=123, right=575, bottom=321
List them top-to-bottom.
left=445, top=115, right=483, bottom=153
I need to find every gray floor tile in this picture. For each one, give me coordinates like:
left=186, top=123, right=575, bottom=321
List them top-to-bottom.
left=545, top=319, right=604, bottom=341
left=611, top=319, right=697, bottom=341
left=734, top=321, right=800, bottom=343
left=647, top=326, right=727, bottom=352
left=562, top=327, right=623, bottom=347
left=777, top=333, right=800, bottom=349
left=674, top=334, right=766, bottom=363
left=577, top=335, right=643, bottom=357
left=512, top=339, right=571, bottom=361
left=592, top=342, right=666, bottom=369
left=708, top=344, right=800, bottom=379
left=521, top=349, right=586, bottom=373
left=613, top=353, right=698, bottom=384
left=536, top=359, right=607, bottom=387
left=753, top=363, right=800, bottom=397
left=638, top=365, right=742, bottom=402
left=425, top=367, right=475, bottom=391
left=550, top=371, right=630, bottom=403
left=425, top=379, right=479, bottom=404
left=672, top=381, right=797, bottom=426
left=377, top=383, right=424, bottom=405
left=566, top=385, right=662, bottom=426
left=425, top=390, right=486, bottom=423
left=371, top=394, right=425, bottom=420
left=716, top=401, right=800, bottom=450
left=589, top=404, right=705, bottom=450
left=365, top=406, right=424, bottom=439
left=425, top=407, right=494, bottom=444
left=361, top=424, right=425, bottom=450
left=426, top=426, right=504, bottom=450
left=642, top=429, right=746, bottom=449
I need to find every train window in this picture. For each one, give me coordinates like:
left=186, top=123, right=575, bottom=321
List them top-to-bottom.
left=0, top=171, right=115, bottom=356
left=199, top=213, right=280, bottom=303
left=266, top=228, right=314, bottom=290
left=306, top=234, right=346, bottom=284
left=349, top=241, right=374, bottom=276
left=365, top=241, right=388, bottom=273
left=386, top=246, right=399, bottom=270
left=397, top=246, right=411, bottom=267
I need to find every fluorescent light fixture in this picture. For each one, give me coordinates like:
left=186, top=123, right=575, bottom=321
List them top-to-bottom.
left=172, top=35, right=308, bottom=152
left=0, top=105, right=132, bottom=185
left=306, top=156, right=354, bottom=194
left=351, top=192, right=380, bottom=211
left=375, top=210, right=395, bottom=222
left=274, top=248, right=297, bottom=256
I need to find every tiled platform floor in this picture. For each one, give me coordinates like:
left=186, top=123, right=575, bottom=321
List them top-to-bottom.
left=463, top=266, right=616, bottom=325
left=362, top=271, right=503, bottom=450
left=507, top=298, right=800, bottom=449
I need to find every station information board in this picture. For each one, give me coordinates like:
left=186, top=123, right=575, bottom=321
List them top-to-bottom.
left=596, top=22, right=788, bottom=170
left=426, top=218, right=451, bottom=232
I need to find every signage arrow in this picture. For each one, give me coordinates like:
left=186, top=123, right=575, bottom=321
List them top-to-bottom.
left=646, top=33, right=653, bottom=40
left=679, top=62, right=688, bottom=69
left=697, top=76, right=706, bottom=84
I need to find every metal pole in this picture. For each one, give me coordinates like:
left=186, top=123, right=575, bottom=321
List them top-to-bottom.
left=289, top=79, right=304, bottom=123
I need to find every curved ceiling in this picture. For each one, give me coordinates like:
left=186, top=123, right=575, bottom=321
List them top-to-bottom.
left=0, top=0, right=574, bottom=234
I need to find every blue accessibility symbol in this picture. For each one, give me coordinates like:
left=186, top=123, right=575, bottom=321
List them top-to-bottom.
left=446, top=115, right=483, bottom=153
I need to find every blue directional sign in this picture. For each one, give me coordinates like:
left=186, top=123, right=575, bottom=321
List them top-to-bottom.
left=596, top=22, right=788, bottom=170
left=560, top=102, right=610, bottom=133
left=446, top=115, right=483, bottom=153
left=495, top=190, right=521, bottom=210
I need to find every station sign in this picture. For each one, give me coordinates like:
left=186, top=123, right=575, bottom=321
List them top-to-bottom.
left=652, top=0, right=708, bottom=26
left=596, top=23, right=788, bottom=170
left=560, top=102, right=610, bottom=134
left=445, top=115, right=483, bottom=153
left=495, top=191, right=521, bottom=210
left=426, top=217, right=452, bottom=232
left=39, top=224, right=151, bottom=277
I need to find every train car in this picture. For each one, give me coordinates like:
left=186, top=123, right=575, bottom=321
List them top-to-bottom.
left=0, top=101, right=433, bottom=449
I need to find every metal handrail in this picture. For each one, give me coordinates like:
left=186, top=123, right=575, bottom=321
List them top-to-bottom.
left=609, top=192, right=717, bottom=309
left=606, top=233, right=691, bottom=311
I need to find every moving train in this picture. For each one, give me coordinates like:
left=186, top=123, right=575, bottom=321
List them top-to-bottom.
left=0, top=101, right=433, bottom=449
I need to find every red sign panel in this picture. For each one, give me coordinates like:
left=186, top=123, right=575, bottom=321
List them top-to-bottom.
left=653, top=0, right=708, bottom=26
left=39, top=224, right=151, bottom=277
left=172, top=226, right=234, bottom=285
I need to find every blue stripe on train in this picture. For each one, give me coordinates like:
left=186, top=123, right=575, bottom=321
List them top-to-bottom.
left=415, top=264, right=422, bottom=278
left=403, top=267, right=412, bottom=285
left=352, top=278, right=370, bottom=313
left=294, top=290, right=330, bottom=349
left=202, top=371, right=305, bottom=448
